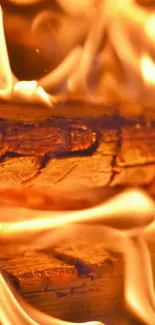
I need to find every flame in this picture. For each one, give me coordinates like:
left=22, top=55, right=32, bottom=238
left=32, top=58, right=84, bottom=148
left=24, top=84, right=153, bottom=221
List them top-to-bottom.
left=1, top=0, right=155, bottom=107
left=0, top=5, right=52, bottom=106
left=0, top=6, right=13, bottom=99
left=141, top=55, right=155, bottom=85
left=13, top=81, right=51, bottom=106
left=0, top=188, right=154, bottom=243
left=1, top=188, right=155, bottom=324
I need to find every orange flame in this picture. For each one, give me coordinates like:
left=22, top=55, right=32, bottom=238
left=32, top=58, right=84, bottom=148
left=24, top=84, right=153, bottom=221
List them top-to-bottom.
left=1, top=0, right=155, bottom=106
left=0, top=5, right=51, bottom=106
left=0, top=188, right=155, bottom=324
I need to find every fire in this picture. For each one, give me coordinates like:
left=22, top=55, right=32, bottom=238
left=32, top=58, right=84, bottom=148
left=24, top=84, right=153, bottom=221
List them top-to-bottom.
left=1, top=0, right=155, bottom=108
left=1, top=1, right=155, bottom=324
left=0, top=6, right=13, bottom=99
left=0, top=6, right=51, bottom=105
left=141, top=55, right=155, bottom=85
left=13, top=80, right=51, bottom=106
left=0, top=188, right=155, bottom=324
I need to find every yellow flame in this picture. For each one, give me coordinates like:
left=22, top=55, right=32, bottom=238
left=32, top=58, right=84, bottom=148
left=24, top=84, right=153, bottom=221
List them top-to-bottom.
left=0, top=6, right=13, bottom=99
left=145, top=14, right=155, bottom=42
left=141, top=55, right=155, bottom=85
left=13, top=81, right=51, bottom=106
left=0, top=189, right=154, bottom=243
left=124, top=236, right=155, bottom=325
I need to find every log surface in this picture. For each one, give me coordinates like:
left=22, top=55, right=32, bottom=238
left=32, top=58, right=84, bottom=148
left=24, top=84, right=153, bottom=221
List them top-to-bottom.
left=0, top=103, right=154, bottom=197
left=0, top=243, right=124, bottom=324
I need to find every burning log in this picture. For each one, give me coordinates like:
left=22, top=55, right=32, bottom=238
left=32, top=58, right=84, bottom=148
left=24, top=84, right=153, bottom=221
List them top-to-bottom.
left=1, top=1, right=155, bottom=325
left=0, top=104, right=154, bottom=196
left=0, top=104, right=155, bottom=325
left=1, top=104, right=155, bottom=324
left=1, top=188, right=155, bottom=325
left=0, top=238, right=124, bottom=323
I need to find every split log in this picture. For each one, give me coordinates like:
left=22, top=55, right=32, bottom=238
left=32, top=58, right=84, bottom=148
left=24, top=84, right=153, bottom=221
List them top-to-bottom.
left=0, top=102, right=154, bottom=197
left=1, top=232, right=155, bottom=325
left=0, top=241, right=124, bottom=324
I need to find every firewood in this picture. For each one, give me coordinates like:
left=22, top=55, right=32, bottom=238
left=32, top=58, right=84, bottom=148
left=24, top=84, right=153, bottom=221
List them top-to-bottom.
left=0, top=102, right=154, bottom=197
left=1, top=102, right=155, bottom=325
left=0, top=236, right=124, bottom=323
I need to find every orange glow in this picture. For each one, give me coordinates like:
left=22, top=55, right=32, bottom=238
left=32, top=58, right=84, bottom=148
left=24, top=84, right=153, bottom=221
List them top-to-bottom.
left=1, top=0, right=155, bottom=106
left=0, top=7, right=13, bottom=99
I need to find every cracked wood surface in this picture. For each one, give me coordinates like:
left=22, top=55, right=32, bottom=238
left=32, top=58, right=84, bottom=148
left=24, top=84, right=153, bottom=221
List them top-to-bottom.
left=1, top=103, right=155, bottom=325
left=0, top=112, right=154, bottom=197
left=0, top=220, right=127, bottom=324
left=1, top=230, right=155, bottom=325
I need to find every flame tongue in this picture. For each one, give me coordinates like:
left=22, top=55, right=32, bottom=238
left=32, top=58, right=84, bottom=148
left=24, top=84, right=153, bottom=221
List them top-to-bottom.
left=2, top=0, right=155, bottom=107
left=0, top=5, right=52, bottom=106
left=0, top=6, right=13, bottom=99
left=13, top=80, right=51, bottom=106
left=0, top=189, right=154, bottom=244
left=124, top=235, right=155, bottom=325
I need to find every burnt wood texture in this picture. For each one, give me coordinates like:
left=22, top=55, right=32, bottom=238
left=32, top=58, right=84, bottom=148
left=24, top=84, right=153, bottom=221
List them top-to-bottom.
left=0, top=102, right=154, bottom=197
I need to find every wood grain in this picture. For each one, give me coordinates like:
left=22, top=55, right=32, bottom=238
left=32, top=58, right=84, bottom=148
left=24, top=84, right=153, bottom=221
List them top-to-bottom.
left=0, top=111, right=154, bottom=195
left=0, top=237, right=124, bottom=323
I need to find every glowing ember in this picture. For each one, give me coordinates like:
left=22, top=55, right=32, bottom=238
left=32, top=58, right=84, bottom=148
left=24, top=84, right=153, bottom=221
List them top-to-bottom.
left=1, top=0, right=155, bottom=108
left=0, top=188, right=155, bottom=324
